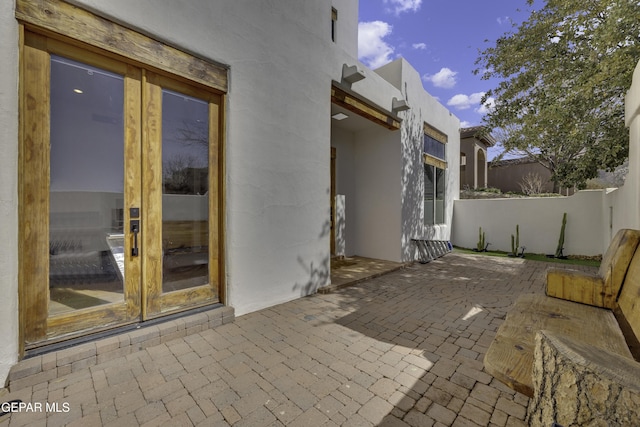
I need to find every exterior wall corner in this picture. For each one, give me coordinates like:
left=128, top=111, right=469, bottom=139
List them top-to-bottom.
left=0, top=0, right=21, bottom=386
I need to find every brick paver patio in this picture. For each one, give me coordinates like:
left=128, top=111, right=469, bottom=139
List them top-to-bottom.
left=1, top=252, right=598, bottom=426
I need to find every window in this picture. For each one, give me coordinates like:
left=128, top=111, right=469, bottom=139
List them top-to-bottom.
left=331, top=8, right=338, bottom=42
left=423, top=123, right=447, bottom=225
left=424, top=134, right=445, bottom=160
left=424, top=165, right=446, bottom=225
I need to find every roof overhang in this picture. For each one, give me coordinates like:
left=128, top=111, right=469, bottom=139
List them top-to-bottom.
left=331, top=82, right=401, bottom=131
left=460, top=126, right=496, bottom=147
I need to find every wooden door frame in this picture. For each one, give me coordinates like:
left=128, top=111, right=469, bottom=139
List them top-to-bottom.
left=17, top=5, right=228, bottom=351
left=19, top=31, right=143, bottom=346
left=142, top=71, right=223, bottom=319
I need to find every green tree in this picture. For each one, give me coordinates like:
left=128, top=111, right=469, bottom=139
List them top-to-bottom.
left=476, top=0, right=640, bottom=190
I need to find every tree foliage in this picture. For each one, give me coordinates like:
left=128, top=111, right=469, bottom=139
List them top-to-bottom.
left=476, top=0, right=640, bottom=189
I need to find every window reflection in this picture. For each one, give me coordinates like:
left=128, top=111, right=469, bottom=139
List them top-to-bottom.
left=49, top=55, right=125, bottom=315
left=161, top=89, right=210, bottom=292
left=424, top=164, right=446, bottom=226
left=424, top=164, right=434, bottom=225
left=436, top=167, right=446, bottom=224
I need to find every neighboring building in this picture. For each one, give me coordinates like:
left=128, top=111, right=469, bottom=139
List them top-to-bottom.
left=0, top=0, right=459, bottom=384
left=459, top=126, right=495, bottom=189
left=489, top=157, right=575, bottom=195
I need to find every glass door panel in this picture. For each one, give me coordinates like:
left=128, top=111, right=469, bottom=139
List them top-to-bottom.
left=21, top=32, right=142, bottom=345
left=48, top=55, right=126, bottom=315
left=143, top=73, right=220, bottom=317
left=161, top=89, right=210, bottom=293
left=424, top=164, right=434, bottom=225
left=435, top=167, right=446, bottom=224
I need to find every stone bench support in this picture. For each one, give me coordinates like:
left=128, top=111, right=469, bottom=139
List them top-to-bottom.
left=527, top=330, right=640, bottom=426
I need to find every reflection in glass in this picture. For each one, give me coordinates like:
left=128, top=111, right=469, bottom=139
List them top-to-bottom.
left=49, top=55, right=125, bottom=315
left=161, top=89, right=209, bottom=293
left=424, top=135, right=445, bottom=160
left=424, top=164, right=434, bottom=225
left=424, top=165, right=446, bottom=225
left=435, top=167, right=446, bottom=224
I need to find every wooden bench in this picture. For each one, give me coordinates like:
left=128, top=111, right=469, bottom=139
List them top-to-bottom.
left=546, top=228, right=640, bottom=308
left=484, top=229, right=640, bottom=424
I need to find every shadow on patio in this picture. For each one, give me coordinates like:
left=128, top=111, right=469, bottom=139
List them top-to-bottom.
left=1, top=251, right=600, bottom=426
left=310, top=252, right=598, bottom=425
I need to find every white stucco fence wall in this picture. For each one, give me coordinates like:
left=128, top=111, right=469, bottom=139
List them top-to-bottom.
left=453, top=57, right=640, bottom=258
left=594, top=59, right=640, bottom=242
left=452, top=191, right=607, bottom=257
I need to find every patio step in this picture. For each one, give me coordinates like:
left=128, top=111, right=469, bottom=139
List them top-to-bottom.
left=320, top=257, right=409, bottom=294
left=6, top=305, right=234, bottom=392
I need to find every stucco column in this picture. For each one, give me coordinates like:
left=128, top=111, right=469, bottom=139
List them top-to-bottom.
left=0, top=0, right=19, bottom=387
left=473, top=145, right=479, bottom=189
left=473, top=145, right=488, bottom=189
left=479, top=148, right=487, bottom=188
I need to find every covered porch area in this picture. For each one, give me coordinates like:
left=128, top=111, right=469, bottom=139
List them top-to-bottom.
left=330, top=82, right=404, bottom=263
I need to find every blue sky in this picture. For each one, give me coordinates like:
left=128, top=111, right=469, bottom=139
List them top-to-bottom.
left=358, top=0, right=536, bottom=145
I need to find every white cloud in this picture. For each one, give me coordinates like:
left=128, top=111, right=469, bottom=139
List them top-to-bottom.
left=384, top=0, right=422, bottom=15
left=496, top=16, right=510, bottom=26
left=358, top=21, right=395, bottom=69
left=412, top=42, right=427, bottom=50
left=423, top=68, right=458, bottom=89
left=447, top=92, right=485, bottom=110
left=476, top=96, right=495, bottom=114
left=460, top=120, right=473, bottom=128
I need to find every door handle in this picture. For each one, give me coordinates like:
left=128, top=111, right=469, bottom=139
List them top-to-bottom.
left=130, top=220, right=140, bottom=256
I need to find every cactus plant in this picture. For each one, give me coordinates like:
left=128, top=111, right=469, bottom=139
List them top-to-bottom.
left=555, top=213, right=567, bottom=258
left=510, top=225, right=520, bottom=256
left=476, top=227, right=486, bottom=252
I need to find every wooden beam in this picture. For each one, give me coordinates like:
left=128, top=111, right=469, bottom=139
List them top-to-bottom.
left=15, top=0, right=228, bottom=93
left=20, top=31, right=50, bottom=344
left=331, top=84, right=400, bottom=131
left=424, top=122, right=448, bottom=143
left=424, top=154, right=447, bottom=169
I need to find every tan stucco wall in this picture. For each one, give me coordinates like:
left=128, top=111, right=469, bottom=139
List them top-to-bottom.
left=460, top=138, right=487, bottom=189
left=488, top=161, right=555, bottom=193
